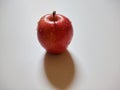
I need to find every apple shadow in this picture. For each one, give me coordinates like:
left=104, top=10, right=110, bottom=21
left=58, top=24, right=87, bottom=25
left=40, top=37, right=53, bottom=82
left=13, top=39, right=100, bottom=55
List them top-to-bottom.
left=43, top=50, right=75, bottom=90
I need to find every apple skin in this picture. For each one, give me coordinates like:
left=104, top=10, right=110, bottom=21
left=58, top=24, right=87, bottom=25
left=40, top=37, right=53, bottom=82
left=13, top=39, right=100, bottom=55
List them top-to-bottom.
left=37, top=12, right=73, bottom=54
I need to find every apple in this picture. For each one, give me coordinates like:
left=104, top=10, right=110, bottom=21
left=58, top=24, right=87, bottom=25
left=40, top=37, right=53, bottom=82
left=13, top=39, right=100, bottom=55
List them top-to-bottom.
left=37, top=11, right=73, bottom=54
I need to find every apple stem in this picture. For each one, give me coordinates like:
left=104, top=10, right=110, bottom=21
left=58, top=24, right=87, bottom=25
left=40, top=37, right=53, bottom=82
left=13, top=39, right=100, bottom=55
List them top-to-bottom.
left=53, top=11, right=56, bottom=22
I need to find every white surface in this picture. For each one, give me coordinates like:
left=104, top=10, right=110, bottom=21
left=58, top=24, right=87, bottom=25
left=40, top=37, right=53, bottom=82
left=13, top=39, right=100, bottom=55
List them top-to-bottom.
left=0, top=0, right=120, bottom=90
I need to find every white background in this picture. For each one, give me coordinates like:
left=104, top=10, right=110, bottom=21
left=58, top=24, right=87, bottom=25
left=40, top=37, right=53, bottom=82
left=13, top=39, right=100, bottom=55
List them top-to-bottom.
left=0, top=0, right=120, bottom=90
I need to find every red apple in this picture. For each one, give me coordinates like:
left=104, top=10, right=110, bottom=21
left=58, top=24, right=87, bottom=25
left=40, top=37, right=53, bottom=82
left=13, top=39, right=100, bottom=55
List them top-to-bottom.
left=37, top=11, right=73, bottom=54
